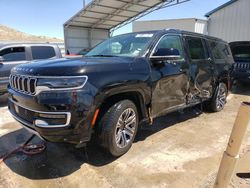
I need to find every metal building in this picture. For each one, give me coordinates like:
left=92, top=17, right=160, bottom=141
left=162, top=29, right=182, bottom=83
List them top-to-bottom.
left=63, top=0, right=190, bottom=54
left=132, top=0, right=250, bottom=42
left=205, top=0, right=250, bottom=42
left=132, top=18, right=207, bottom=34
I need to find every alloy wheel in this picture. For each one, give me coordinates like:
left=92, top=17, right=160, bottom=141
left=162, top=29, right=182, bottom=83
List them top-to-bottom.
left=216, top=84, right=227, bottom=110
left=115, top=108, right=137, bottom=148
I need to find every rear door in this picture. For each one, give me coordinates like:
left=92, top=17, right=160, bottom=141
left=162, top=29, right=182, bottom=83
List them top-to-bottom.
left=184, top=36, right=214, bottom=101
left=208, top=40, right=233, bottom=87
left=30, top=46, right=57, bottom=60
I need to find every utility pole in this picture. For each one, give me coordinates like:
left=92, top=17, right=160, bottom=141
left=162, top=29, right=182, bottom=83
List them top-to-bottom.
left=83, top=0, right=86, bottom=8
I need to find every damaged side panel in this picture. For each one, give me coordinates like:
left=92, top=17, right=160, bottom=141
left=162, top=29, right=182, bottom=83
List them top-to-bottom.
left=150, top=61, right=189, bottom=118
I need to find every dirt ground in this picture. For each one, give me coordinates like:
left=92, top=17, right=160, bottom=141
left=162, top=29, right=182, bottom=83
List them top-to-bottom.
left=0, top=84, right=249, bottom=188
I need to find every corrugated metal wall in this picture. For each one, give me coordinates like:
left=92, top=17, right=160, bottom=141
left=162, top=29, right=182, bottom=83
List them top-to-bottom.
left=208, top=0, right=250, bottom=42
left=133, top=18, right=207, bottom=34
left=195, top=20, right=208, bottom=35
left=64, top=26, right=109, bottom=54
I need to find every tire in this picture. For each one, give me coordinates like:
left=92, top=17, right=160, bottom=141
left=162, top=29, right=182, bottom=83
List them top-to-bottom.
left=207, top=82, right=228, bottom=112
left=97, top=100, right=139, bottom=157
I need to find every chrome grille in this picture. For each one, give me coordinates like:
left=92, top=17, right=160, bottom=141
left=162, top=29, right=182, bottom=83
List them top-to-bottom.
left=234, top=63, right=250, bottom=70
left=10, top=75, right=37, bottom=95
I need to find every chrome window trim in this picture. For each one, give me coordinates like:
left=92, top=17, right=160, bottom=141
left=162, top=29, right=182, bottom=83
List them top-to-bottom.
left=149, top=34, right=184, bottom=59
left=9, top=98, right=71, bottom=128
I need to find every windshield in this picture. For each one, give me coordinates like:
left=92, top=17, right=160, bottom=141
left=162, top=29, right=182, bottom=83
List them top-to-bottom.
left=85, top=32, right=155, bottom=57
left=231, top=45, right=250, bottom=61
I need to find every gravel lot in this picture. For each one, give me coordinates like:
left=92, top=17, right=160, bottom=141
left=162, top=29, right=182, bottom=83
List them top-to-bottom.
left=0, top=84, right=249, bottom=188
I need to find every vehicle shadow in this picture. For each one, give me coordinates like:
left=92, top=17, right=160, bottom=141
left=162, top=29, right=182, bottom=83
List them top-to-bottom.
left=231, top=82, right=250, bottom=96
left=0, top=93, right=8, bottom=107
left=1, top=106, right=202, bottom=180
left=135, top=106, right=202, bottom=142
left=236, top=173, right=250, bottom=179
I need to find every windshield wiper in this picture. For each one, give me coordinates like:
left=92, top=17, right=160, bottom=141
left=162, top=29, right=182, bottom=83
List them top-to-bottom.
left=86, top=54, right=119, bottom=57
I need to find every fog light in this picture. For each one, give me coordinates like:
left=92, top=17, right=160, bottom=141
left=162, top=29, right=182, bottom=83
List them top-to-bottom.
left=34, top=112, right=70, bottom=128
left=35, top=119, right=49, bottom=127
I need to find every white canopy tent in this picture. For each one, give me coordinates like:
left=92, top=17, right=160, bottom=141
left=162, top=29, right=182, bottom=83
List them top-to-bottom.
left=64, top=0, right=190, bottom=54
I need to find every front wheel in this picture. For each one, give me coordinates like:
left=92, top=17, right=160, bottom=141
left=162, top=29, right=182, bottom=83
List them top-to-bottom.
left=208, top=82, right=228, bottom=112
left=98, top=100, right=139, bottom=157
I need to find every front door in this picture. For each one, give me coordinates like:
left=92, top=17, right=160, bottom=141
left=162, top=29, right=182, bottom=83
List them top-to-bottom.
left=150, top=34, right=189, bottom=118
left=0, top=46, right=29, bottom=78
left=0, top=46, right=29, bottom=91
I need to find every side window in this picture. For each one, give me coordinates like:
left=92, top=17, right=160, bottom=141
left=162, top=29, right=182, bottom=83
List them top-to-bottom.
left=153, top=35, right=184, bottom=59
left=186, top=37, right=207, bottom=60
left=209, top=41, right=230, bottom=59
left=31, top=46, right=56, bottom=60
left=0, top=47, right=26, bottom=62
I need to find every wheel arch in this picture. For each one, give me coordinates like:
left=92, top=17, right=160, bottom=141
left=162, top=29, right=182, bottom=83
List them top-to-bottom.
left=216, top=70, right=232, bottom=91
left=97, top=90, right=150, bottom=124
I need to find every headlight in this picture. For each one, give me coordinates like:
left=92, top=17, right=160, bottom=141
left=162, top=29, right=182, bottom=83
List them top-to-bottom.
left=36, top=76, right=88, bottom=93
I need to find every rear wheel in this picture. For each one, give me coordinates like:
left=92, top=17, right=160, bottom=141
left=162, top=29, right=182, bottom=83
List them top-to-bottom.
left=208, top=82, right=228, bottom=112
left=98, top=100, right=139, bottom=157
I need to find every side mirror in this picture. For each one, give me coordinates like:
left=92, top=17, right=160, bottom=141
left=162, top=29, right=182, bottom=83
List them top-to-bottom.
left=150, top=48, right=181, bottom=62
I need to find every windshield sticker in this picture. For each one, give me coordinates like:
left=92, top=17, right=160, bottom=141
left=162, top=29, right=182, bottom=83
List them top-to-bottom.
left=135, top=34, right=154, bottom=38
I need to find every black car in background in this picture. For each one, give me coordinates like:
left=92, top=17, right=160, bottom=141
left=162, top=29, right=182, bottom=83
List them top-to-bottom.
left=8, top=29, right=234, bottom=156
left=230, top=41, right=250, bottom=84
left=0, top=43, right=62, bottom=95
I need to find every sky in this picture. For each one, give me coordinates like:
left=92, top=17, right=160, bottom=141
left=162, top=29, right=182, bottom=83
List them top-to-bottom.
left=0, top=0, right=230, bottom=39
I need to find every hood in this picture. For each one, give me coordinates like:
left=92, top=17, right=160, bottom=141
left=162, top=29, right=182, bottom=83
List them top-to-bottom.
left=11, top=57, right=135, bottom=76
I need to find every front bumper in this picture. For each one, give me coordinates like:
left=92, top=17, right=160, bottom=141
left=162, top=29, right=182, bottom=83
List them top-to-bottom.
left=8, top=83, right=98, bottom=144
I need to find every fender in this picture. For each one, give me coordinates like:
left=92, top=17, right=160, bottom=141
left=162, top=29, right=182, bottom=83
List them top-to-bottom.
left=94, top=82, right=151, bottom=122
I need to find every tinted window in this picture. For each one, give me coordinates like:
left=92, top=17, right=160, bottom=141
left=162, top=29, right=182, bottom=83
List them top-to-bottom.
left=153, top=35, right=184, bottom=59
left=186, top=37, right=206, bottom=60
left=209, top=41, right=230, bottom=59
left=231, top=45, right=250, bottom=61
left=31, top=46, right=56, bottom=60
left=0, top=47, right=26, bottom=62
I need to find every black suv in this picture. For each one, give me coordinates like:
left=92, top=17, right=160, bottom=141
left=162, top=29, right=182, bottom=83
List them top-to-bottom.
left=8, top=29, right=234, bottom=156
left=230, top=41, right=250, bottom=84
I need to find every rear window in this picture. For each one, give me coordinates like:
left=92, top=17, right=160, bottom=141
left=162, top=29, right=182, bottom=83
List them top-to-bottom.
left=186, top=37, right=207, bottom=60
left=209, top=41, right=230, bottom=60
left=231, top=45, right=250, bottom=61
left=31, top=46, right=56, bottom=60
